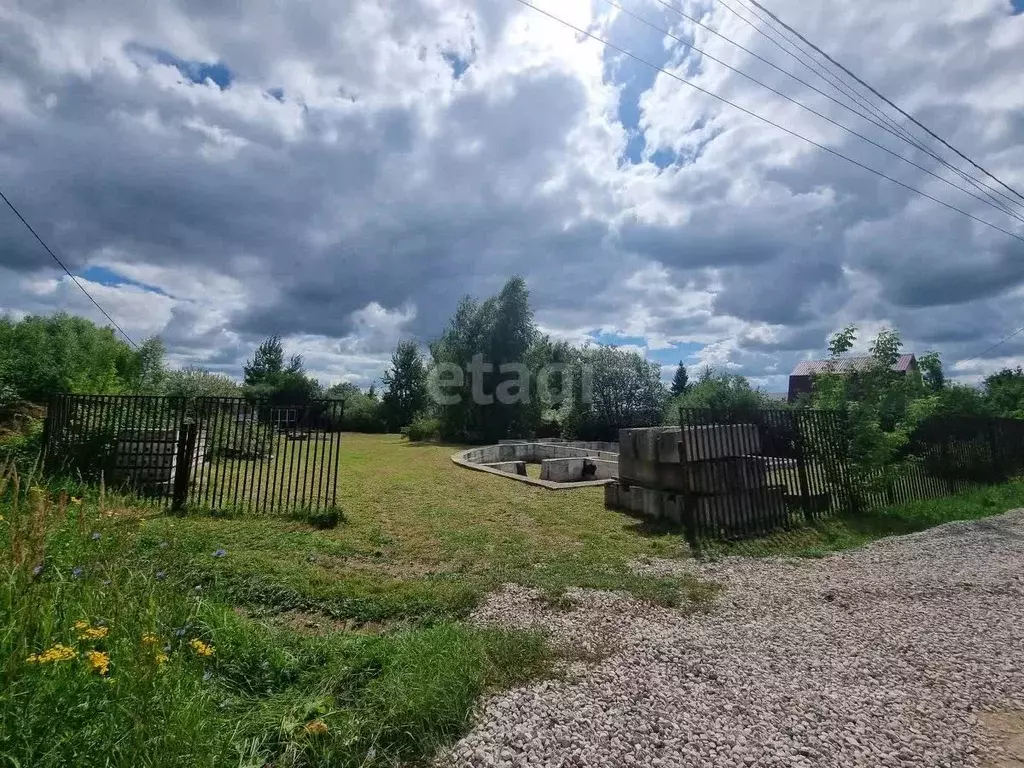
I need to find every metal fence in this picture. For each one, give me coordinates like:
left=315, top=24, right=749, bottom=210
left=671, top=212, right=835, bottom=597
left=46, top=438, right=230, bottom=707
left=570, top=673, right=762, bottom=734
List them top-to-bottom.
left=43, top=394, right=344, bottom=514
left=677, top=407, right=1024, bottom=542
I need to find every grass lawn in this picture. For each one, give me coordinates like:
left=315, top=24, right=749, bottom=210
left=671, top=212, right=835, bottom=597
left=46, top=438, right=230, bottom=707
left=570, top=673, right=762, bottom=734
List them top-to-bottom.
left=7, top=430, right=1020, bottom=766
left=0, top=434, right=707, bottom=768
left=706, top=478, right=1024, bottom=559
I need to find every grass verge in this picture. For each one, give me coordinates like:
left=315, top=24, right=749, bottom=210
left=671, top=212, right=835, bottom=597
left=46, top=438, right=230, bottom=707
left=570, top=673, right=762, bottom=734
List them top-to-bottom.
left=0, top=478, right=548, bottom=767
left=706, top=479, right=1024, bottom=558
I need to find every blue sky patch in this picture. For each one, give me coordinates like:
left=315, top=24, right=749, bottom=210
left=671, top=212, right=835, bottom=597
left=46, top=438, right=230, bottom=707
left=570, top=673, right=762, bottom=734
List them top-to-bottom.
left=1014, top=0, right=1024, bottom=13
left=602, top=9, right=695, bottom=166
left=130, top=44, right=233, bottom=88
left=442, top=51, right=471, bottom=80
left=267, top=87, right=285, bottom=102
left=80, top=265, right=167, bottom=296
left=588, top=331, right=704, bottom=378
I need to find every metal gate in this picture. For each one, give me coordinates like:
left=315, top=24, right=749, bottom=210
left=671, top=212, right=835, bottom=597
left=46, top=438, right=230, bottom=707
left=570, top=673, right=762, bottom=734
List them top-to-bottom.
left=43, top=394, right=344, bottom=514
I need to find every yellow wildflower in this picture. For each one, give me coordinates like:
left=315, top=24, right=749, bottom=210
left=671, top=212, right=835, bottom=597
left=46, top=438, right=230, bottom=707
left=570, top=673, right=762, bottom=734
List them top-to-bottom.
left=71, top=497, right=83, bottom=505
left=0, top=514, right=5, bottom=521
left=73, top=620, right=89, bottom=631
left=77, top=626, right=109, bottom=641
left=142, top=633, right=159, bottom=645
left=189, top=638, right=215, bottom=657
left=26, top=643, right=78, bottom=664
left=86, top=650, right=110, bottom=676
left=155, top=652, right=169, bottom=665
left=303, top=720, right=329, bottom=737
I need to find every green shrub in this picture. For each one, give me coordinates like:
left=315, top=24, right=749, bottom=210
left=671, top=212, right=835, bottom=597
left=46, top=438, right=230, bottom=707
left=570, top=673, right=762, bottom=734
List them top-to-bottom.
left=402, top=414, right=441, bottom=442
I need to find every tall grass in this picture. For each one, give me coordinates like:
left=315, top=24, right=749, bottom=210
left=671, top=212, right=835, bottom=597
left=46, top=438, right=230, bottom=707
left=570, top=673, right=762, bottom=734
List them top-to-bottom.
left=0, top=462, right=549, bottom=767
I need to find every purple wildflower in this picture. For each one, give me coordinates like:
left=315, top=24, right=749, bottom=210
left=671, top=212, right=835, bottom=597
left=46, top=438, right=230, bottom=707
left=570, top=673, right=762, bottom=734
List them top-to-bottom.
left=90, top=532, right=101, bottom=541
left=212, top=549, right=226, bottom=558
left=32, top=564, right=44, bottom=577
left=71, top=567, right=84, bottom=579
left=155, top=571, right=167, bottom=581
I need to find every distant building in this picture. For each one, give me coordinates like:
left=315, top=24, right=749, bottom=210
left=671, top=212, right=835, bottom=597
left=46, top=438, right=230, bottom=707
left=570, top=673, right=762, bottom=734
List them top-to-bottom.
left=788, top=354, right=918, bottom=403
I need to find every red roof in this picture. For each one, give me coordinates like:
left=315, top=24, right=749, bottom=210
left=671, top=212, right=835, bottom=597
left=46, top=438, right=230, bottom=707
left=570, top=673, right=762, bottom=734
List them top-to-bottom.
left=791, top=354, right=917, bottom=377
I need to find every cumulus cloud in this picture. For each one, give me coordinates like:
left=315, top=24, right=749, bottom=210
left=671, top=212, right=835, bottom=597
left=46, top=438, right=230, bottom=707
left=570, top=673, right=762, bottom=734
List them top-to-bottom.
left=1, top=0, right=1022, bottom=390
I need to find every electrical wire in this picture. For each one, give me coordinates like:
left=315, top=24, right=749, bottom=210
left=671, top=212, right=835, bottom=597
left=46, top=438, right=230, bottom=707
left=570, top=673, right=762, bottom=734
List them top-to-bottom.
left=511, top=0, right=1024, bottom=244
left=599, top=0, right=1024, bottom=224
left=649, top=0, right=1024, bottom=220
left=743, top=0, right=1024, bottom=207
left=0, top=188, right=139, bottom=348
left=963, top=326, right=1024, bottom=364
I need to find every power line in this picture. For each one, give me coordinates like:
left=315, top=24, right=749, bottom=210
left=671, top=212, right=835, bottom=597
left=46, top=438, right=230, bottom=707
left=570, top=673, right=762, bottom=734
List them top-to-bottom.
left=511, top=0, right=1024, bottom=244
left=599, top=0, right=1024, bottom=224
left=648, top=0, right=1024, bottom=221
left=715, top=0, right=1024, bottom=215
left=743, top=0, right=1024, bottom=208
left=0, top=188, right=139, bottom=349
left=964, top=326, right=1024, bottom=364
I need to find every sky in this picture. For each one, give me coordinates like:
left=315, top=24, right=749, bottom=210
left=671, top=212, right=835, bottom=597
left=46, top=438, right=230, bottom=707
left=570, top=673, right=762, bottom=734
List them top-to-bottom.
left=1, top=0, right=1023, bottom=393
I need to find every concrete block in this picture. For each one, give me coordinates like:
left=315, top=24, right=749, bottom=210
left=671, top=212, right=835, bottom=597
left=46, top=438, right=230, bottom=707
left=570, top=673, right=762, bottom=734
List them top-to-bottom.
left=679, top=423, right=761, bottom=462
left=618, top=429, right=640, bottom=460
left=656, top=429, right=681, bottom=463
left=618, top=456, right=687, bottom=493
left=682, top=457, right=768, bottom=494
left=541, top=458, right=618, bottom=482
left=483, top=461, right=527, bottom=476
left=604, top=481, right=620, bottom=509
left=629, top=485, right=645, bottom=514
left=691, top=487, right=788, bottom=533
left=642, top=488, right=665, bottom=519
left=663, top=493, right=682, bottom=524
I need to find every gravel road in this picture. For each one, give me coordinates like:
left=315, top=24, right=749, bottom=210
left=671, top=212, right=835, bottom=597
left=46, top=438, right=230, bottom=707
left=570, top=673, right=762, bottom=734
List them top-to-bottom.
left=440, top=510, right=1024, bottom=768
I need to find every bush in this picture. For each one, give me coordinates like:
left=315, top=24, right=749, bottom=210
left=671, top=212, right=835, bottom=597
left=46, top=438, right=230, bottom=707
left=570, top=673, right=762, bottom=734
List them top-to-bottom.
left=402, top=414, right=441, bottom=442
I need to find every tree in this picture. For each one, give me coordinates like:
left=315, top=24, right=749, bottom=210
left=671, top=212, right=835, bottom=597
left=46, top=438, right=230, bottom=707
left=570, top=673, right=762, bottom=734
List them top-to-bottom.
left=428, top=276, right=541, bottom=443
left=0, top=312, right=143, bottom=403
left=242, top=334, right=320, bottom=404
left=243, top=334, right=286, bottom=386
left=126, top=337, right=167, bottom=394
left=381, top=340, right=428, bottom=432
left=563, top=345, right=666, bottom=441
left=918, top=351, right=945, bottom=392
left=670, top=362, right=690, bottom=397
left=161, top=366, right=241, bottom=399
left=985, top=367, right=1024, bottom=419
left=667, top=368, right=770, bottom=416
left=325, top=382, right=386, bottom=432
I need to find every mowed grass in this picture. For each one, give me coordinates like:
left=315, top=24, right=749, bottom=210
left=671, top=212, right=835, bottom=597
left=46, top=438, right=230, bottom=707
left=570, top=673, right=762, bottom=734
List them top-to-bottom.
left=149, top=433, right=700, bottom=621
left=1, top=434, right=706, bottom=767
left=706, top=478, right=1024, bottom=559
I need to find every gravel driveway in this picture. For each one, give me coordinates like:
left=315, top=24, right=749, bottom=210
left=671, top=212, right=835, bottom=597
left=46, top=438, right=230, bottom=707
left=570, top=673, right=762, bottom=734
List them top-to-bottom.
left=440, top=510, right=1024, bottom=768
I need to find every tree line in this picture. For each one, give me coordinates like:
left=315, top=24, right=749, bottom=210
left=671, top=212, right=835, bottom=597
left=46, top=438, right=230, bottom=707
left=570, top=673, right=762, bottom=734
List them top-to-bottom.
left=3, top=286, right=1023, bottom=445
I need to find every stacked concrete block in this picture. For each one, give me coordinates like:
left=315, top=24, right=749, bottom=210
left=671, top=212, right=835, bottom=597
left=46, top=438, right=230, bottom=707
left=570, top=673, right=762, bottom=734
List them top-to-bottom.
left=607, top=424, right=786, bottom=534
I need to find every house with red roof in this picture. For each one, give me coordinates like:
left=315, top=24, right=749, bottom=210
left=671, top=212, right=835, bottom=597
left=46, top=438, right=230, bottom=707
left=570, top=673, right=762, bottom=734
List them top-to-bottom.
left=787, top=354, right=918, bottom=403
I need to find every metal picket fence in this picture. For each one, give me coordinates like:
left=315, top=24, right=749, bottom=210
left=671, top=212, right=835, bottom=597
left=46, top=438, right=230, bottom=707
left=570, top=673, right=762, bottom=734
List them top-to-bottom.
left=43, top=394, right=344, bottom=514
left=677, top=407, right=1024, bottom=542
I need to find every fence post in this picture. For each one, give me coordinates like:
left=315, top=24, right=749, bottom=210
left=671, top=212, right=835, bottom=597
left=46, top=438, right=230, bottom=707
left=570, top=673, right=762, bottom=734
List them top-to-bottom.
left=794, top=412, right=814, bottom=522
left=171, top=421, right=196, bottom=512
left=677, top=438, right=701, bottom=553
